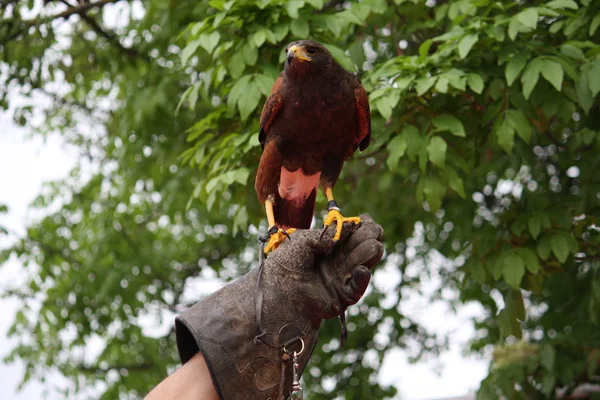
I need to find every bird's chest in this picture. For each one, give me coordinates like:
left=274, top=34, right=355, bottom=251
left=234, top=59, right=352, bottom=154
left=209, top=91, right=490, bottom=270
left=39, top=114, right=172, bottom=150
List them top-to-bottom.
left=282, top=85, right=353, bottom=133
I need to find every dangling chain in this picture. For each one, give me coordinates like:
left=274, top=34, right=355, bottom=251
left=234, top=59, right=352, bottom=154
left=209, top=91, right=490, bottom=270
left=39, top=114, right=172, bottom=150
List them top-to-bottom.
left=281, top=337, right=305, bottom=400
left=290, top=351, right=303, bottom=399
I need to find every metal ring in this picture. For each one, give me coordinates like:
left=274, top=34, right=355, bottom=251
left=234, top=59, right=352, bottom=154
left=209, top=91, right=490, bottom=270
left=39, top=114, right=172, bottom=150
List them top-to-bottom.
left=328, top=206, right=341, bottom=212
left=283, top=337, right=305, bottom=356
left=296, top=337, right=305, bottom=356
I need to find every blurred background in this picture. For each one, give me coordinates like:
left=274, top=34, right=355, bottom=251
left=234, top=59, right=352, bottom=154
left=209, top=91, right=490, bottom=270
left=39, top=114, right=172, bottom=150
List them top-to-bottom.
left=1, top=0, right=599, bottom=399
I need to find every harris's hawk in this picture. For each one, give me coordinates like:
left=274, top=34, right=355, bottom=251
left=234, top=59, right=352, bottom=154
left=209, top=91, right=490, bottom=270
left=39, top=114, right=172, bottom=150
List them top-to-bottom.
left=255, top=40, right=371, bottom=254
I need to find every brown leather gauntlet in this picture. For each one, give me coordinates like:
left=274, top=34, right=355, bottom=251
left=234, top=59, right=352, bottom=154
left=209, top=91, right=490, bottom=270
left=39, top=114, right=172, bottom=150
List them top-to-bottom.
left=175, top=215, right=384, bottom=399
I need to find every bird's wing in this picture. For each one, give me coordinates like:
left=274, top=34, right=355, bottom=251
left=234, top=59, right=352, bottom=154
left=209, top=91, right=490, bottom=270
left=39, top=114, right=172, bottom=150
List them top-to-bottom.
left=259, top=75, right=284, bottom=148
left=354, top=84, right=371, bottom=151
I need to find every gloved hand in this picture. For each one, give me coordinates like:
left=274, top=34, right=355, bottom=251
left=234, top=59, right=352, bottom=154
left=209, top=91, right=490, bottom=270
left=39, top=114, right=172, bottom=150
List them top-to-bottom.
left=175, top=215, right=384, bottom=400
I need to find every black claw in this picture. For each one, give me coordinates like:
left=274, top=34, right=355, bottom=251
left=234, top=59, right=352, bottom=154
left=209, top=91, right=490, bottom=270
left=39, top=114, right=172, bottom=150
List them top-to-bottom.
left=319, top=224, right=330, bottom=241
left=260, top=225, right=280, bottom=244
left=281, top=230, right=292, bottom=240
left=339, top=311, right=348, bottom=347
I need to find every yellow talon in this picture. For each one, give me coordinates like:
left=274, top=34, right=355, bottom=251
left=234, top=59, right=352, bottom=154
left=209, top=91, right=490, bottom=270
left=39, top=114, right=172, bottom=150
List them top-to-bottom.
left=323, top=209, right=361, bottom=241
left=264, top=228, right=297, bottom=254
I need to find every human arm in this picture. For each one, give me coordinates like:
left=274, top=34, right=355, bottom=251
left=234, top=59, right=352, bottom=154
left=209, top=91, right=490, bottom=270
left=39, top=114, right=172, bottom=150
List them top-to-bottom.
left=144, top=352, right=219, bottom=400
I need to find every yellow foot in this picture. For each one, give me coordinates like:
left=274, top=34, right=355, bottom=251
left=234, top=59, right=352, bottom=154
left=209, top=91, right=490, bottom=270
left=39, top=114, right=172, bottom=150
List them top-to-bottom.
left=323, top=210, right=361, bottom=241
left=264, top=227, right=297, bottom=254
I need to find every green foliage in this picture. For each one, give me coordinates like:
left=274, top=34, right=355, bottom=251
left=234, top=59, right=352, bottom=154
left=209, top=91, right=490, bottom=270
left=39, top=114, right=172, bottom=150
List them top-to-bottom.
left=2, top=0, right=600, bottom=398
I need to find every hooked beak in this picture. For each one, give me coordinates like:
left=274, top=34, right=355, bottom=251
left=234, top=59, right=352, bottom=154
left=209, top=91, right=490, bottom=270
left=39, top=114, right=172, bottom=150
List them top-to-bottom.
left=287, top=45, right=311, bottom=64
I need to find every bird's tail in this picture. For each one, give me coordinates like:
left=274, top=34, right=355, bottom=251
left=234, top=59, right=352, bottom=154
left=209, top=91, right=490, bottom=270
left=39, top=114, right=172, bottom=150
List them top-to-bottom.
left=275, top=189, right=317, bottom=230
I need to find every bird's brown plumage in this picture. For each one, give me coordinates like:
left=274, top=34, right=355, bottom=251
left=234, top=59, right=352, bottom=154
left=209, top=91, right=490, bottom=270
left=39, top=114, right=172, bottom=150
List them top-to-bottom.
left=255, top=40, right=371, bottom=231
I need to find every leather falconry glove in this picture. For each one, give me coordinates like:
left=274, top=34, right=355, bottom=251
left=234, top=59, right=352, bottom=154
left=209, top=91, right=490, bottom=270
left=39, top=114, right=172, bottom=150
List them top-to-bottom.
left=175, top=215, right=384, bottom=400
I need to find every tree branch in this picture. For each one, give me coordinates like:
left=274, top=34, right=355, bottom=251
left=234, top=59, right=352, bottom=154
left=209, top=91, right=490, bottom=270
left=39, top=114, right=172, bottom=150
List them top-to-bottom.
left=0, top=0, right=123, bottom=46
left=39, top=0, right=121, bottom=21
left=58, top=0, right=146, bottom=61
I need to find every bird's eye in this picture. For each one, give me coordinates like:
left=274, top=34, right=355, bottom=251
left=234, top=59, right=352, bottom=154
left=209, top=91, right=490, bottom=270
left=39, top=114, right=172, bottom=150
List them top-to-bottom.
left=307, top=47, right=317, bottom=55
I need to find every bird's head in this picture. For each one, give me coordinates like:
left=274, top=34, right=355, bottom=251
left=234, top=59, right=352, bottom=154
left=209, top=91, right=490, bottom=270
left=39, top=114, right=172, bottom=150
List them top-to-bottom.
left=283, top=40, right=333, bottom=74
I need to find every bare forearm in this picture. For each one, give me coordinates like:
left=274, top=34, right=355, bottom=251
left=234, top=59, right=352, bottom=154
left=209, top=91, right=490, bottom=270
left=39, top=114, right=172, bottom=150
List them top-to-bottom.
left=144, top=352, right=219, bottom=400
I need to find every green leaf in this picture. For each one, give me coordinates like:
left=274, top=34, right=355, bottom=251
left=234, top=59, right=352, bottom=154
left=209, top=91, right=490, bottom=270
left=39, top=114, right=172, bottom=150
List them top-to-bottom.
left=546, top=0, right=578, bottom=10
left=286, top=1, right=304, bottom=18
left=516, top=8, right=538, bottom=30
left=213, top=11, right=226, bottom=27
left=590, top=13, right=600, bottom=36
left=321, top=15, right=342, bottom=36
left=508, top=18, right=521, bottom=41
left=290, top=19, right=310, bottom=38
left=550, top=20, right=565, bottom=34
left=272, top=23, right=289, bottom=41
left=199, top=31, right=221, bottom=54
left=252, top=31, right=266, bottom=48
left=458, top=33, right=478, bottom=59
left=181, top=39, right=201, bottom=66
left=419, top=39, right=433, bottom=58
left=242, top=42, right=258, bottom=66
left=324, top=43, right=354, bottom=71
left=560, top=44, right=585, bottom=60
left=228, top=51, right=246, bottom=79
left=505, top=53, right=528, bottom=86
left=521, top=58, right=543, bottom=99
left=540, top=59, right=563, bottom=91
left=589, top=61, right=600, bottom=98
left=576, top=70, right=594, bottom=114
left=446, top=72, right=467, bottom=91
left=467, top=73, right=484, bottom=94
left=254, top=74, right=274, bottom=97
left=227, top=75, right=252, bottom=112
left=415, top=77, right=437, bottom=96
left=435, top=77, right=449, bottom=93
left=238, top=81, right=260, bottom=120
left=375, top=90, right=400, bottom=120
left=506, top=109, right=532, bottom=143
left=432, top=114, right=465, bottom=137
left=496, top=117, right=515, bottom=154
left=403, top=124, right=424, bottom=156
left=386, top=135, right=407, bottom=170
left=427, top=136, right=447, bottom=168
left=206, top=168, right=250, bottom=193
left=446, top=169, right=466, bottom=198
left=422, top=177, right=446, bottom=212
left=232, top=205, right=248, bottom=235
left=528, top=214, right=542, bottom=239
left=511, top=216, right=527, bottom=236
left=537, top=234, right=552, bottom=260
left=551, top=234, right=570, bottom=263
left=518, top=248, right=540, bottom=274
left=503, top=252, right=525, bottom=289
left=491, top=254, right=506, bottom=281
left=468, top=259, right=488, bottom=284
left=508, top=289, right=526, bottom=321
left=497, top=305, right=522, bottom=339
left=540, top=344, right=556, bottom=372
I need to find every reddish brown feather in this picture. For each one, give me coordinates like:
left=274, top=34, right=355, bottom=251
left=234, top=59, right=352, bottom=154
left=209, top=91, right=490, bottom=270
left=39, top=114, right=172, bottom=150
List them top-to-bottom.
left=258, top=76, right=284, bottom=147
left=354, top=86, right=371, bottom=151
left=255, top=140, right=283, bottom=203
